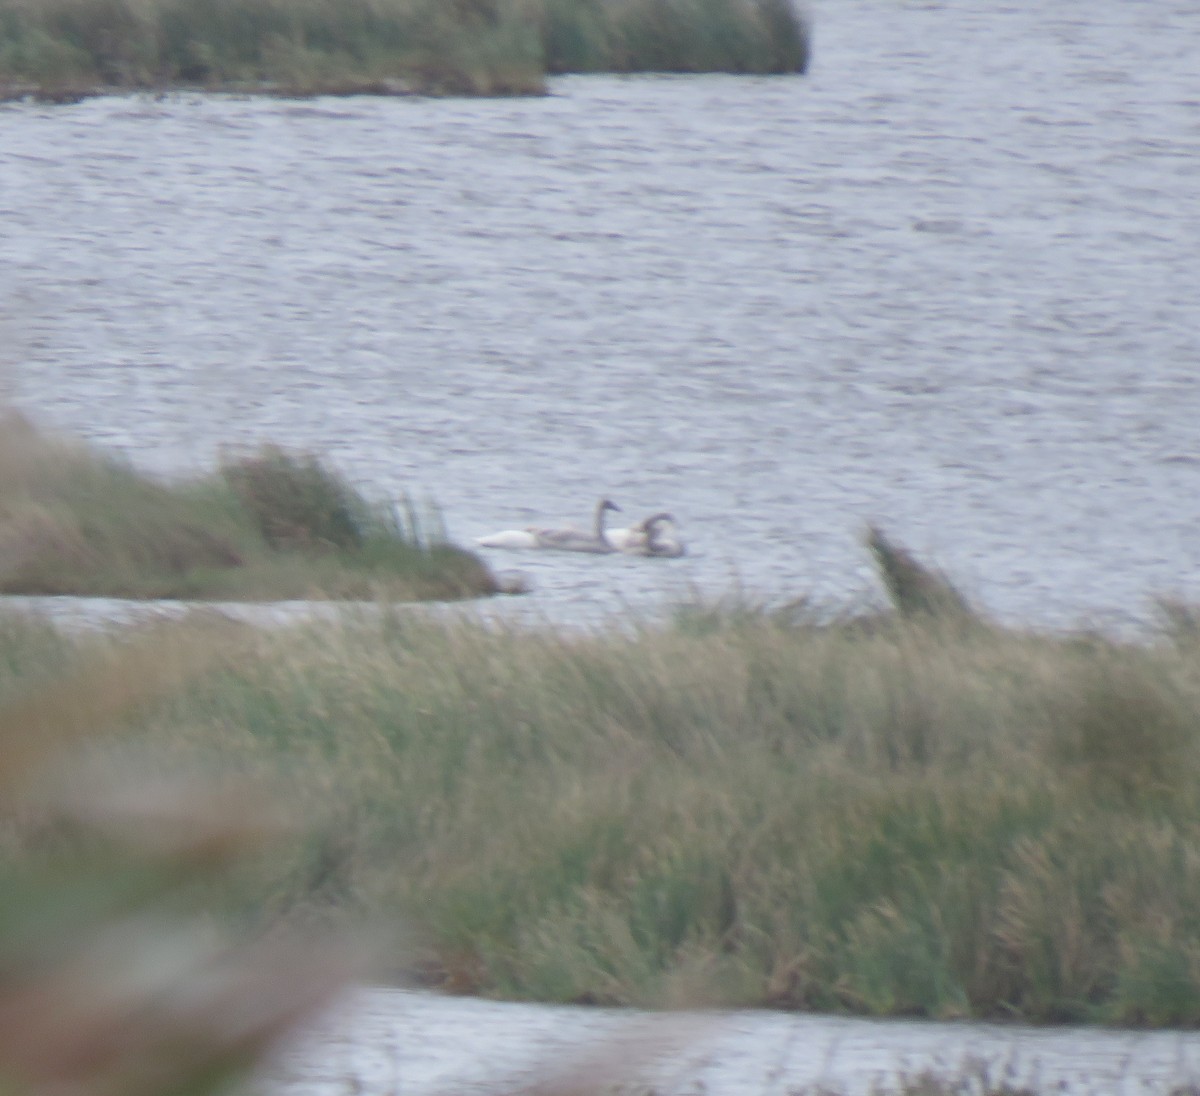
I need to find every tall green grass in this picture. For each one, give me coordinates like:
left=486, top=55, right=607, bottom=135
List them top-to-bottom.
left=0, top=0, right=809, bottom=99
left=0, top=415, right=496, bottom=600
left=16, top=534, right=1197, bottom=1027
left=1, top=549, right=1195, bottom=1094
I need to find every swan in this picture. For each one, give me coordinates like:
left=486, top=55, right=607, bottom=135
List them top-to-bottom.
left=476, top=498, right=622, bottom=553
left=610, top=512, right=686, bottom=558
left=609, top=513, right=686, bottom=557
left=604, top=514, right=655, bottom=552
left=641, top=514, right=686, bottom=558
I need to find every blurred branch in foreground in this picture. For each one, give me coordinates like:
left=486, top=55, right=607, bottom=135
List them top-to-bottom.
left=0, top=616, right=361, bottom=1096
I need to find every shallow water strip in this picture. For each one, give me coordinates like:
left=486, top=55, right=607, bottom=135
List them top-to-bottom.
left=271, top=988, right=1200, bottom=1096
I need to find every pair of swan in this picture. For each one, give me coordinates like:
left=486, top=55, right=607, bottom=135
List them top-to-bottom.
left=476, top=498, right=621, bottom=553
left=475, top=499, right=685, bottom=557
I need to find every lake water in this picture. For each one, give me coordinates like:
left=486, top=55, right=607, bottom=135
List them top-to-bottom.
left=3, top=0, right=1200, bottom=1085
left=4, top=0, right=1200, bottom=634
left=273, top=987, right=1200, bottom=1096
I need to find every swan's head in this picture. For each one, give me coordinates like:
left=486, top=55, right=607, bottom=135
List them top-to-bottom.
left=599, top=498, right=621, bottom=514
left=643, top=513, right=685, bottom=556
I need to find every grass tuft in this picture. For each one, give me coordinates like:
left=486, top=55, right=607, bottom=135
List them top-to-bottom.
left=538, top=0, right=810, bottom=75
left=221, top=445, right=367, bottom=554
left=866, top=525, right=975, bottom=622
left=1045, top=651, right=1193, bottom=804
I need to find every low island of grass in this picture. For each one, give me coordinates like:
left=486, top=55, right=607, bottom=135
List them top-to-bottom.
left=0, top=0, right=810, bottom=101
left=0, top=413, right=499, bottom=601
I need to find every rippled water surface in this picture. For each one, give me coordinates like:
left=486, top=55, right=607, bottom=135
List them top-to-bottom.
left=4, top=0, right=1200, bottom=632
left=271, top=987, right=1200, bottom=1096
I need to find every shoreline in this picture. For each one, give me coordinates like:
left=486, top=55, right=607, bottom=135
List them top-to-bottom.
left=271, top=986, right=1200, bottom=1096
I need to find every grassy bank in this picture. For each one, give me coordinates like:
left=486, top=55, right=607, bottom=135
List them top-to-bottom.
left=0, top=0, right=809, bottom=101
left=0, top=413, right=497, bottom=600
left=5, top=535, right=1200, bottom=1028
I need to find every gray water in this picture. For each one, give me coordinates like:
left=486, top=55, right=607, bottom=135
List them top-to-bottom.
left=4, top=0, right=1200, bottom=631
left=273, top=987, right=1200, bottom=1096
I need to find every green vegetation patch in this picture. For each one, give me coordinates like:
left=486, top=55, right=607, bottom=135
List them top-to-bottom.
left=0, top=0, right=809, bottom=100
left=536, top=0, right=809, bottom=75
left=0, top=413, right=496, bottom=601
left=7, top=438, right=1196, bottom=1027
left=12, top=536, right=1197, bottom=1027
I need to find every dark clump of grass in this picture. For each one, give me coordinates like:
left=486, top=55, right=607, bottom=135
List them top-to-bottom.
left=0, top=0, right=809, bottom=101
left=537, top=0, right=809, bottom=75
left=0, top=414, right=497, bottom=601
left=221, top=445, right=367, bottom=554
left=867, top=524, right=975, bottom=622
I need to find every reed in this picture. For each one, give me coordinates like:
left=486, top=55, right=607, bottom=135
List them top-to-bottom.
left=0, top=0, right=809, bottom=100
left=0, top=0, right=545, bottom=96
left=536, top=0, right=809, bottom=75
left=0, top=414, right=496, bottom=601
left=5, top=447, right=1198, bottom=1027
left=866, top=524, right=975, bottom=623
left=10, top=541, right=1191, bottom=1026
left=7, top=609, right=1195, bottom=1096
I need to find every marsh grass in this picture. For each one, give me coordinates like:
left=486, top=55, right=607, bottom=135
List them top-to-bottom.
left=0, top=0, right=809, bottom=100
left=0, top=0, right=546, bottom=97
left=536, top=0, right=809, bottom=75
left=0, top=415, right=496, bottom=601
left=221, top=445, right=368, bottom=554
left=3, top=503, right=1199, bottom=1028
left=866, top=525, right=975, bottom=623
left=23, top=538, right=1192, bottom=1027
left=0, top=609, right=1181, bottom=1096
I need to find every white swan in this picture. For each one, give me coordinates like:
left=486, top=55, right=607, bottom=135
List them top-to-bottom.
left=476, top=498, right=622, bottom=553
left=610, top=512, right=686, bottom=558
left=604, top=517, right=650, bottom=552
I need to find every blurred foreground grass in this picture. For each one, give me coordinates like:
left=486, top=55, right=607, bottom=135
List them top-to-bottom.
left=0, top=0, right=810, bottom=101
left=4, top=519, right=1200, bottom=1028
left=0, top=614, right=360, bottom=1096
